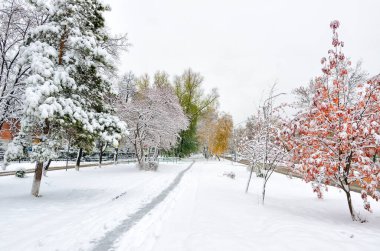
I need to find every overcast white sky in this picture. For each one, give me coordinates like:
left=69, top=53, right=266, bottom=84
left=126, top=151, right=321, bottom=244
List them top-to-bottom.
left=104, top=0, right=380, bottom=123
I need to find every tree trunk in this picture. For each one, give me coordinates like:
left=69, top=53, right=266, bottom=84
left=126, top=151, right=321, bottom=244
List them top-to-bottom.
left=58, top=26, right=68, bottom=65
left=65, top=139, right=71, bottom=171
left=99, top=141, right=103, bottom=167
left=133, top=142, right=143, bottom=169
left=139, top=142, right=145, bottom=169
left=153, top=146, right=159, bottom=161
left=114, top=147, right=119, bottom=164
left=75, top=148, right=83, bottom=171
left=216, top=155, right=220, bottom=161
left=43, top=159, right=52, bottom=177
left=31, top=161, right=43, bottom=197
left=245, top=164, right=254, bottom=193
left=339, top=177, right=357, bottom=221
left=262, top=179, right=267, bottom=204
left=344, top=189, right=356, bottom=221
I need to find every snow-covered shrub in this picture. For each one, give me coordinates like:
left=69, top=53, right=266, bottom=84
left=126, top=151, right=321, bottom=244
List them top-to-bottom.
left=136, top=161, right=158, bottom=171
left=146, top=161, right=158, bottom=171
left=15, top=168, right=26, bottom=178
left=223, top=171, right=236, bottom=179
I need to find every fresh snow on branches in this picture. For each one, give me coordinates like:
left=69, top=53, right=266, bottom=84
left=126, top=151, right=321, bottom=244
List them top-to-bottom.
left=0, top=0, right=44, bottom=135
left=4, top=0, right=127, bottom=196
left=282, top=20, right=380, bottom=221
left=116, top=73, right=188, bottom=169
left=237, top=85, right=289, bottom=203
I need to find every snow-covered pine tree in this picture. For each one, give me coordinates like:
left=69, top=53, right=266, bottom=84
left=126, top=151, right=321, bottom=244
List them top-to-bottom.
left=5, top=0, right=126, bottom=196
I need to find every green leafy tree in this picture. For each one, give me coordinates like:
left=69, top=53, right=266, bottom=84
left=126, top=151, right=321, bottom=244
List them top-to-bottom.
left=174, top=69, right=218, bottom=157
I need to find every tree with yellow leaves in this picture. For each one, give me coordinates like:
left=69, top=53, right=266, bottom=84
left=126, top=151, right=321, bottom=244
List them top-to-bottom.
left=197, top=107, right=218, bottom=158
left=209, top=114, right=233, bottom=160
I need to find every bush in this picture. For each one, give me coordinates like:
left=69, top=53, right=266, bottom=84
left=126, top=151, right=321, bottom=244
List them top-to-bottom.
left=138, top=161, right=159, bottom=171
left=146, top=161, right=158, bottom=171
left=15, top=169, right=26, bottom=178
left=223, top=171, right=236, bottom=179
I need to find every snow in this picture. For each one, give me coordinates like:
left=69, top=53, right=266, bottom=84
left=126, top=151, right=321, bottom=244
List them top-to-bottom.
left=374, top=133, right=380, bottom=144
left=1, top=159, right=380, bottom=251
left=128, top=160, right=380, bottom=251
left=0, top=161, right=190, bottom=251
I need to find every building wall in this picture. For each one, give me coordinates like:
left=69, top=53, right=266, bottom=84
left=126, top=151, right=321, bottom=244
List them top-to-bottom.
left=0, top=122, right=15, bottom=149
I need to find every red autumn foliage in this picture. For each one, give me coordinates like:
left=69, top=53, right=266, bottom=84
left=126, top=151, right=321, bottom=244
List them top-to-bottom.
left=282, top=21, right=380, bottom=221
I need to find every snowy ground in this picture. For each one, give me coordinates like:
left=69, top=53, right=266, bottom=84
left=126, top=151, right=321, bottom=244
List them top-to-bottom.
left=1, top=158, right=380, bottom=251
left=147, top=160, right=380, bottom=251
left=0, top=161, right=191, bottom=251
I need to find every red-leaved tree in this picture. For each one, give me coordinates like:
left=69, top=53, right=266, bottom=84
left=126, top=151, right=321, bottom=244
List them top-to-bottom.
left=282, top=20, right=380, bottom=221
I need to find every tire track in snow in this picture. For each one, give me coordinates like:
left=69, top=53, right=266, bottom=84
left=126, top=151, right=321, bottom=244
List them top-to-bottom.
left=91, top=161, right=195, bottom=251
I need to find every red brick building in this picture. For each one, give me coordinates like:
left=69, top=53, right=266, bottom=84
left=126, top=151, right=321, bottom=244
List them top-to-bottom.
left=0, top=122, right=18, bottom=148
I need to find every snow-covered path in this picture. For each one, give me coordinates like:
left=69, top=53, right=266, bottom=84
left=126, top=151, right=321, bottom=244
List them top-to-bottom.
left=147, top=159, right=380, bottom=251
left=150, top=160, right=259, bottom=250
left=0, top=161, right=191, bottom=251
left=91, top=161, right=194, bottom=251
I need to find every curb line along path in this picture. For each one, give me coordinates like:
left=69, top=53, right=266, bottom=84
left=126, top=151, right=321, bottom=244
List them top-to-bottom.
left=91, top=161, right=195, bottom=251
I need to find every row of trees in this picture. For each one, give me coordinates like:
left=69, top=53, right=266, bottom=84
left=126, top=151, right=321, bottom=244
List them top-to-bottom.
left=0, top=0, right=224, bottom=197
left=236, top=20, right=380, bottom=221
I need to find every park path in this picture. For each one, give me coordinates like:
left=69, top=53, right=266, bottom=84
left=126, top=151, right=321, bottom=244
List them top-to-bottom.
left=150, top=160, right=258, bottom=251
left=90, top=161, right=195, bottom=251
